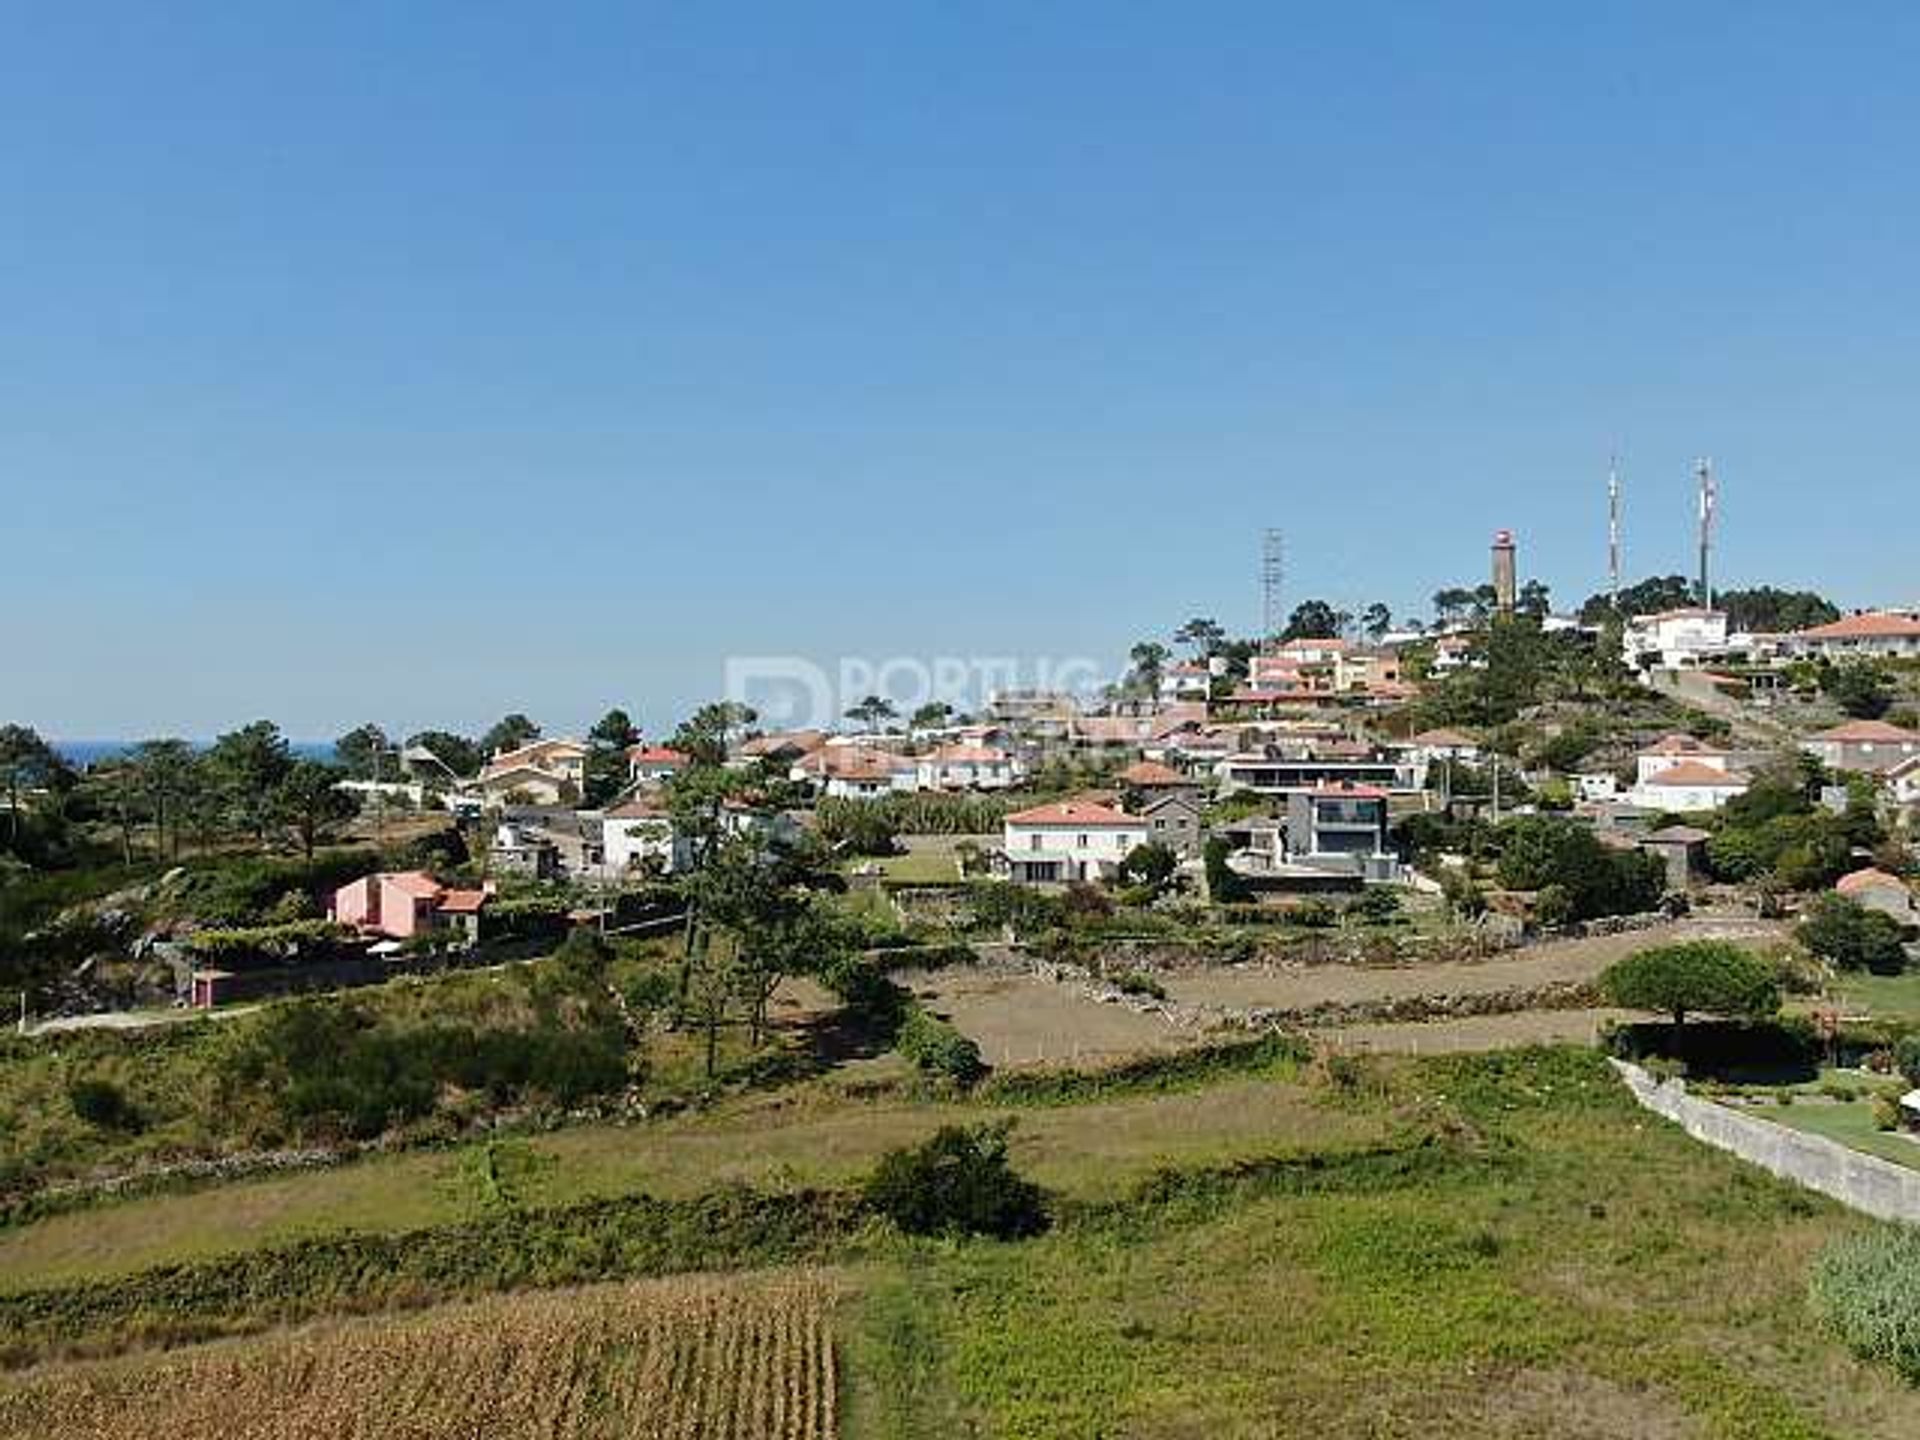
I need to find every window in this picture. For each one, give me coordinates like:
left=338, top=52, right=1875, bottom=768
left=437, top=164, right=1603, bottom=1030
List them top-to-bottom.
left=1077, top=833, right=1089, bottom=848
left=1029, top=834, right=1042, bottom=852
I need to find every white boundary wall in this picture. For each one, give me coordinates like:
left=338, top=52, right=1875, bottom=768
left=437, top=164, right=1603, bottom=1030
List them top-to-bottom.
left=1613, top=1059, right=1920, bottom=1223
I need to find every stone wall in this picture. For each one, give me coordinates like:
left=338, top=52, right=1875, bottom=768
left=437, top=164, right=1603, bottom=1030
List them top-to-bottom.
left=1613, top=1059, right=1920, bottom=1223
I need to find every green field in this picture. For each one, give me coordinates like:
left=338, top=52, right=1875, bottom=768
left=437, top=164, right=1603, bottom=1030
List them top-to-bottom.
left=5, top=1046, right=1920, bottom=1436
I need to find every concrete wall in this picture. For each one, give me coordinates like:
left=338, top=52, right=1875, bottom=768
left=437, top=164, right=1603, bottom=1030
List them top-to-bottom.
left=1613, top=1060, right=1920, bottom=1224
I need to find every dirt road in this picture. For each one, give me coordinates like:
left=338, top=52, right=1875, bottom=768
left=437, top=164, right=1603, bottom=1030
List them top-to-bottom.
left=1161, top=919, right=1782, bottom=1013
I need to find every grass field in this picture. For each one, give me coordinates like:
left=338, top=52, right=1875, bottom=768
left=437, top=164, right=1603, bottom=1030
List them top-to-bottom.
left=8, top=1047, right=1920, bottom=1436
left=841, top=1051, right=1920, bottom=1439
left=0, top=1060, right=1385, bottom=1290
left=0, top=1269, right=841, bottom=1439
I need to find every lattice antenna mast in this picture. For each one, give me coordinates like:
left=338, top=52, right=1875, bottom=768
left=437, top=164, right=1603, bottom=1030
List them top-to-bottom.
left=1607, top=457, right=1622, bottom=611
left=1696, top=457, right=1716, bottom=607
left=1261, top=529, right=1286, bottom=651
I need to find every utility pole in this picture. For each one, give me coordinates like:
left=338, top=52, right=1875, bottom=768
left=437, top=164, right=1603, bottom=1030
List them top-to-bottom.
left=1607, top=457, right=1622, bottom=611
left=1696, top=457, right=1716, bottom=608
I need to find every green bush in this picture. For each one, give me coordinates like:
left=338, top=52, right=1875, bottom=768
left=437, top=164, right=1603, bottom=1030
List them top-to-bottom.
left=1348, top=887, right=1401, bottom=924
left=1800, top=894, right=1910, bottom=974
left=1289, top=899, right=1338, bottom=929
left=1113, top=969, right=1167, bottom=1001
left=895, top=1006, right=986, bottom=1085
left=66, top=1076, right=140, bottom=1132
left=862, top=1122, right=1049, bottom=1239
left=1812, top=1225, right=1920, bottom=1380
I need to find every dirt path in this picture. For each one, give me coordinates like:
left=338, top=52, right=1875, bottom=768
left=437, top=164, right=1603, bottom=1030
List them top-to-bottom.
left=1161, top=920, right=1782, bottom=1013
left=1313, top=1008, right=1635, bottom=1055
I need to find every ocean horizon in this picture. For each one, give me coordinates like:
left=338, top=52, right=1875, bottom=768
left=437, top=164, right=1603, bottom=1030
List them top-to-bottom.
left=55, top=740, right=339, bottom=768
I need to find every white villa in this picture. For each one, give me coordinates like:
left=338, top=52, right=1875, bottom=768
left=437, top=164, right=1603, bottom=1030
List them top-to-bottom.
left=1000, top=800, right=1148, bottom=885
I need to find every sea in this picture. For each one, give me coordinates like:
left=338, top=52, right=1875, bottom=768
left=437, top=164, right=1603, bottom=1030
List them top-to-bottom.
left=55, top=740, right=340, bottom=769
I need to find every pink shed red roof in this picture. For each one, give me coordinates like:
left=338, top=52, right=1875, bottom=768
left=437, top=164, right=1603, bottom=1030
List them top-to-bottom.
left=1004, top=800, right=1142, bottom=828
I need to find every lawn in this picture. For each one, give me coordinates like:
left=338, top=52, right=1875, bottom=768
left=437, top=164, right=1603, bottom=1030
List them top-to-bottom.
left=1831, top=970, right=1920, bottom=1023
left=1765, top=1096, right=1920, bottom=1170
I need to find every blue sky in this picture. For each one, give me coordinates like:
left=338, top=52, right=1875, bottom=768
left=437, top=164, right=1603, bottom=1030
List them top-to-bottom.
left=6, top=3, right=1918, bottom=740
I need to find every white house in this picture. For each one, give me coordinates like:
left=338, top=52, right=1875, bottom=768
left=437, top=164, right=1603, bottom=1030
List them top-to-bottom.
left=1623, top=609, right=1729, bottom=671
left=1789, top=612, right=1920, bottom=661
left=1157, top=661, right=1214, bottom=701
left=1404, top=728, right=1482, bottom=769
left=1634, top=733, right=1733, bottom=786
left=477, top=738, right=589, bottom=807
left=916, top=743, right=1020, bottom=791
left=625, top=744, right=689, bottom=785
left=792, top=745, right=918, bottom=799
left=1888, top=755, right=1920, bottom=809
left=1628, top=759, right=1749, bottom=812
left=602, top=797, right=689, bottom=875
left=1001, top=800, right=1148, bottom=885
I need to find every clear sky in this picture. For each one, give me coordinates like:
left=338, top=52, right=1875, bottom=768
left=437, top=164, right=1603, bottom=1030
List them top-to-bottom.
left=6, top=3, right=1918, bottom=741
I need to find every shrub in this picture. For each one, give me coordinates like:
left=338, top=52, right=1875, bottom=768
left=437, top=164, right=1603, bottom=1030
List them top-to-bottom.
left=1204, top=837, right=1250, bottom=903
left=1118, top=842, right=1177, bottom=889
left=1348, top=887, right=1401, bottom=924
left=1799, top=894, right=1910, bottom=974
left=1289, top=899, right=1338, bottom=929
left=1599, top=941, right=1780, bottom=1029
left=1113, top=970, right=1167, bottom=1001
left=895, top=1006, right=985, bottom=1085
left=1893, top=1034, right=1920, bottom=1087
left=67, top=1077, right=140, bottom=1132
left=862, top=1122, right=1048, bottom=1239
left=1812, top=1225, right=1920, bottom=1380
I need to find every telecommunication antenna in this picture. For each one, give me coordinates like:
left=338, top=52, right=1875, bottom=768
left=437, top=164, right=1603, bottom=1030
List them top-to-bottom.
left=1607, top=457, right=1622, bottom=610
left=1696, top=458, right=1717, bottom=607
left=1261, top=528, right=1286, bottom=650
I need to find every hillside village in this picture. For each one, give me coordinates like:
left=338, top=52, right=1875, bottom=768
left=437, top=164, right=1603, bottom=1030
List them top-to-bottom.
left=9, top=558, right=1920, bottom=1435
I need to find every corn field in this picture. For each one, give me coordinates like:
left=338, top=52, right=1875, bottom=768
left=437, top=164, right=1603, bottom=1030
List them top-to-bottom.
left=0, top=1269, right=840, bottom=1439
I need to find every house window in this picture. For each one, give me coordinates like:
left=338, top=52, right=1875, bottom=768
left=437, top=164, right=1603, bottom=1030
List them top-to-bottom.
left=1029, top=834, right=1042, bottom=851
left=1077, top=834, right=1088, bottom=848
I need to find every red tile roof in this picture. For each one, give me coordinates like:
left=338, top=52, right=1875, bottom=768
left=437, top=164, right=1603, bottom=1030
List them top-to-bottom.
left=1799, top=612, right=1920, bottom=640
left=1812, top=720, right=1920, bottom=743
left=1410, top=728, right=1478, bottom=747
left=1643, top=733, right=1727, bottom=756
left=927, top=744, right=1010, bottom=764
left=626, top=745, right=688, bottom=767
left=796, top=746, right=913, bottom=781
left=1117, top=760, right=1187, bottom=787
left=1643, top=760, right=1746, bottom=788
left=605, top=798, right=671, bottom=819
left=1004, top=800, right=1142, bottom=828
left=1837, top=867, right=1911, bottom=897
left=385, top=870, right=443, bottom=900
left=436, top=889, right=489, bottom=914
